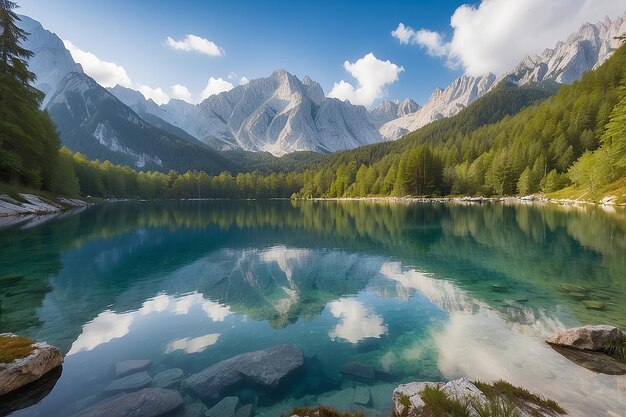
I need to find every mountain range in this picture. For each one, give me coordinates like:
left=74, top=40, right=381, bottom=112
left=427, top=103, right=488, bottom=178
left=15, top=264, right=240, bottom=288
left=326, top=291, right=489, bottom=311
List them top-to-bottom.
left=18, top=11, right=626, bottom=169
left=380, top=12, right=626, bottom=140
left=109, top=70, right=385, bottom=156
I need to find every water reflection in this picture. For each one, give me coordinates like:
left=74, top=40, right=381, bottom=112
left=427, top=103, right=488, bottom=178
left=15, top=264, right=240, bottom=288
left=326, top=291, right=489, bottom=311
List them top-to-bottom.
left=0, top=201, right=624, bottom=417
left=328, top=298, right=387, bottom=343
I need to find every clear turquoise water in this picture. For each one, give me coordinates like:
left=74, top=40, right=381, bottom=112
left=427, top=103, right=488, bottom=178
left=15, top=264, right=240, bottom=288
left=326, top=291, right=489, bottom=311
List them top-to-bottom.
left=1, top=201, right=625, bottom=416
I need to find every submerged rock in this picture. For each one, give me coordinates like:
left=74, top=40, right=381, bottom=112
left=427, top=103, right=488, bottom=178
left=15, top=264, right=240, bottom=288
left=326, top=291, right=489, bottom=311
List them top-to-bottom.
left=547, top=325, right=624, bottom=351
left=0, top=333, right=63, bottom=397
left=181, top=345, right=303, bottom=404
left=116, top=359, right=153, bottom=377
left=339, top=362, right=375, bottom=382
left=152, top=368, right=184, bottom=388
left=105, top=371, right=152, bottom=394
left=353, top=386, right=371, bottom=406
left=70, top=388, right=183, bottom=417
left=207, top=396, right=239, bottom=417
left=176, top=403, right=210, bottom=417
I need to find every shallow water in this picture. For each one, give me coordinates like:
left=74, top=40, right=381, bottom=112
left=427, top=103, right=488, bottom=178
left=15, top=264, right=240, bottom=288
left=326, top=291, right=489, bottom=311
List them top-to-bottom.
left=1, top=200, right=625, bottom=417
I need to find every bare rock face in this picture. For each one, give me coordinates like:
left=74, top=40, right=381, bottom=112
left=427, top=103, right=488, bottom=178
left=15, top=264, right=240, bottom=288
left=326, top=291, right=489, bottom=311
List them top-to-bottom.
left=547, top=325, right=624, bottom=351
left=0, top=333, right=63, bottom=397
left=181, top=345, right=303, bottom=404
left=70, top=388, right=182, bottom=417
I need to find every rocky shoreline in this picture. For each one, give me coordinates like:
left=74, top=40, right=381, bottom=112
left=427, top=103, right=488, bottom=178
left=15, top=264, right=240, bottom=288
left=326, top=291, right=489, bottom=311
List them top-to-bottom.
left=0, top=193, right=89, bottom=217
left=299, top=194, right=624, bottom=207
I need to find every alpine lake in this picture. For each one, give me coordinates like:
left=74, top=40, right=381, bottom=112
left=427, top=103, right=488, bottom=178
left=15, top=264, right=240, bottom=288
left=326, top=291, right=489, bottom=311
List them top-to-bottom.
left=0, top=200, right=625, bottom=417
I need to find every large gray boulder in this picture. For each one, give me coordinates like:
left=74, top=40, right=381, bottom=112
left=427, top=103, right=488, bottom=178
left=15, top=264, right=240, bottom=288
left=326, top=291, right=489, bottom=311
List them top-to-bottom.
left=547, top=325, right=624, bottom=351
left=0, top=333, right=63, bottom=396
left=181, top=345, right=303, bottom=403
left=70, top=388, right=182, bottom=417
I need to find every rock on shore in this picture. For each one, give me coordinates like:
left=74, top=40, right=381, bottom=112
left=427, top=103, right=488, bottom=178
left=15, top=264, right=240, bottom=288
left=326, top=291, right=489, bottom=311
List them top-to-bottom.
left=0, top=193, right=88, bottom=217
left=547, top=325, right=625, bottom=351
left=0, top=333, right=64, bottom=397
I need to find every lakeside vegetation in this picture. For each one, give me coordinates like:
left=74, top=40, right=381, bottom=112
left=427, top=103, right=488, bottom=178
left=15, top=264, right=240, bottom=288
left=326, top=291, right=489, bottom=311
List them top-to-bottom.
left=1, top=0, right=624, bottom=203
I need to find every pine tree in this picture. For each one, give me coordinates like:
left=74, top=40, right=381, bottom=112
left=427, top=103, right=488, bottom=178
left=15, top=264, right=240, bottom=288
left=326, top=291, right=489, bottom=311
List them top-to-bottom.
left=0, top=0, right=61, bottom=188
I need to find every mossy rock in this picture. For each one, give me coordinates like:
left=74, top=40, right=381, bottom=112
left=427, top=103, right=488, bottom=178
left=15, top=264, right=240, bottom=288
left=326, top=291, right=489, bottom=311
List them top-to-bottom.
left=0, top=334, right=35, bottom=364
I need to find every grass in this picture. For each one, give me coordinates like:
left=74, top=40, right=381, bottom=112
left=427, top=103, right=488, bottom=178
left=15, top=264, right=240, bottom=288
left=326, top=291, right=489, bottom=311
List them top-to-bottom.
left=546, top=176, right=626, bottom=205
left=0, top=334, right=35, bottom=364
left=603, top=335, right=626, bottom=359
left=474, top=380, right=566, bottom=417
left=419, top=385, right=471, bottom=417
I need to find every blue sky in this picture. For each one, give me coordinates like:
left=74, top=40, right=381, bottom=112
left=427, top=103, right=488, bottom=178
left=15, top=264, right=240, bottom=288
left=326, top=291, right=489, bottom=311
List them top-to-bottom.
left=17, top=0, right=626, bottom=107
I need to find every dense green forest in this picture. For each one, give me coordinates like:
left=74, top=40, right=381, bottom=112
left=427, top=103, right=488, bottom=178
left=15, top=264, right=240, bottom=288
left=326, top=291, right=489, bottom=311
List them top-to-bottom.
left=1, top=0, right=625, bottom=202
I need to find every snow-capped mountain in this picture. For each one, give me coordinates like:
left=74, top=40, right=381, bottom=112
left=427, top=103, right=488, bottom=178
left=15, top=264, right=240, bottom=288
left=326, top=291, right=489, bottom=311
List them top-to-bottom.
left=381, top=12, right=626, bottom=140
left=18, top=14, right=83, bottom=106
left=111, top=69, right=384, bottom=156
left=46, top=72, right=233, bottom=173
left=369, top=98, right=420, bottom=128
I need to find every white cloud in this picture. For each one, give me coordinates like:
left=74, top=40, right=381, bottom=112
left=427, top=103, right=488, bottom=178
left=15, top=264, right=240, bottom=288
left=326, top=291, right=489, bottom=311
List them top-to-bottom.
left=392, top=0, right=626, bottom=76
left=166, top=34, right=224, bottom=56
left=63, top=40, right=132, bottom=88
left=328, top=53, right=404, bottom=107
left=229, top=72, right=250, bottom=85
left=200, top=77, right=234, bottom=100
left=138, top=84, right=170, bottom=105
left=170, top=84, right=194, bottom=102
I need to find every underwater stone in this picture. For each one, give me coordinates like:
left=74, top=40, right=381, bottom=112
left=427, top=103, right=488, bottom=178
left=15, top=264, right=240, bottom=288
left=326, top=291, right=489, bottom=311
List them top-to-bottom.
left=181, top=345, right=303, bottom=404
left=115, top=359, right=152, bottom=377
left=339, top=362, right=375, bottom=382
left=152, top=368, right=184, bottom=388
left=105, top=371, right=152, bottom=394
left=353, top=386, right=371, bottom=406
left=70, top=388, right=182, bottom=417
left=207, top=396, right=239, bottom=417
left=235, top=404, right=254, bottom=417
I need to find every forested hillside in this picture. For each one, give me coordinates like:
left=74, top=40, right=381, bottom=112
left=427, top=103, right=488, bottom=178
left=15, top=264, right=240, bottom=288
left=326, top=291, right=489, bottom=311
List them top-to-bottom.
left=1, top=0, right=624, bottom=203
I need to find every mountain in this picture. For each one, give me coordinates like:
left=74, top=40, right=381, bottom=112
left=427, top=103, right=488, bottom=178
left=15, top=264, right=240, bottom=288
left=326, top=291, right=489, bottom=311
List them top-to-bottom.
left=381, top=12, right=626, bottom=140
left=17, top=14, right=83, bottom=106
left=111, top=69, right=384, bottom=156
left=46, top=72, right=234, bottom=173
left=369, top=98, right=420, bottom=127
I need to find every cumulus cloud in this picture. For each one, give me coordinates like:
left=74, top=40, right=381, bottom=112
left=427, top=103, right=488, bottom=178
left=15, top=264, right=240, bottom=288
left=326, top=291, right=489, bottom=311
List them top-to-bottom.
left=392, top=0, right=626, bottom=76
left=166, top=34, right=224, bottom=56
left=63, top=40, right=132, bottom=88
left=328, top=53, right=404, bottom=107
left=229, top=72, right=250, bottom=85
left=200, top=77, right=234, bottom=100
left=138, top=84, right=170, bottom=105
left=170, top=84, right=194, bottom=102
